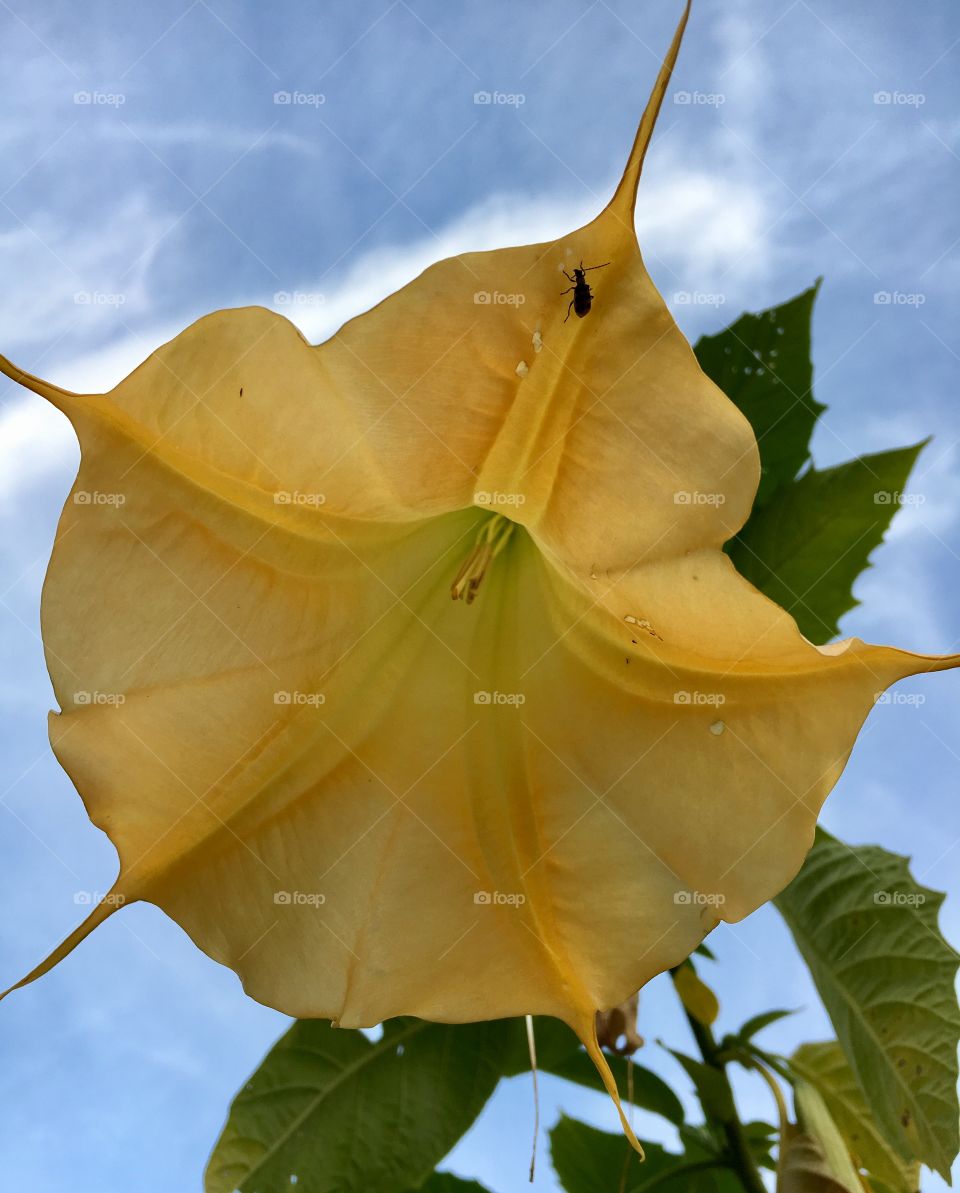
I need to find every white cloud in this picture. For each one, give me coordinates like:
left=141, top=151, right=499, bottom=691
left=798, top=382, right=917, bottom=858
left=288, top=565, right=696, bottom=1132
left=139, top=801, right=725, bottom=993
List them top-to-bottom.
left=98, top=120, right=321, bottom=159
left=0, top=190, right=169, bottom=348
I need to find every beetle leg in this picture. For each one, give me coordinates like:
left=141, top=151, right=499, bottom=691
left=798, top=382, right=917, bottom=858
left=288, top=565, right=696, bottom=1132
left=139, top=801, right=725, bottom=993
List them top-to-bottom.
left=563, top=299, right=575, bottom=323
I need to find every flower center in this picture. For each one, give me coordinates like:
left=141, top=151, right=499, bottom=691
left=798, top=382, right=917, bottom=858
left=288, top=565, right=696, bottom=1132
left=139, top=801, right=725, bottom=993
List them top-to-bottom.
left=450, top=514, right=515, bottom=605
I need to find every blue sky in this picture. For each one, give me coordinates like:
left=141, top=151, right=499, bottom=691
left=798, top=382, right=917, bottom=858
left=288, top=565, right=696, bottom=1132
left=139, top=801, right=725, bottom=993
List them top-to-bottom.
left=1, top=0, right=959, bottom=1189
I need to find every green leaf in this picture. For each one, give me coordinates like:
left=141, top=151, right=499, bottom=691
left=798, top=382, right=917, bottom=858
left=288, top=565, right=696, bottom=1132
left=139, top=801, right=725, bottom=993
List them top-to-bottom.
left=694, top=283, right=823, bottom=506
left=728, top=443, right=925, bottom=642
left=774, top=828, right=960, bottom=1179
left=735, top=1009, right=797, bottom=1043
left=501, top=1016, right=684, bottom=1125
left=205, top=1018, right=508, bottom=1193
left=791, top=1042, right=921, bottom=1193
left=665, top=1047, right=736, bottom=1122
left=794, top=1077, right=863, bottom=1192
left=549, top=1115, right=726, bottom=1193
left=549, top=1115, right=647, bottom=1193
left=679, top=1121, right=777, bottom=1187
left=741, top=1121, right=779, bottom=1171
left=416, top=1176, right=494, bottom=1193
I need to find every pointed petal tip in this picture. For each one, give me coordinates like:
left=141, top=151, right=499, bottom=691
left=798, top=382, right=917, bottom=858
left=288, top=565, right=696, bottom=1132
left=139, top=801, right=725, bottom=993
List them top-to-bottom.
left=606, top=0, right=693, bottom=225
left=0, top=352, right=79, bottom=412
left=0, top=892, right=123, bottom=1001
left=570, top=1007, right=646, bottom=1156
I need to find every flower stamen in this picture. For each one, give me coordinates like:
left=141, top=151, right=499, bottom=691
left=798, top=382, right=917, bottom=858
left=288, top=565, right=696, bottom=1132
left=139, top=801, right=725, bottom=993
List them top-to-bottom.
left=451, top=514, right=515, bottom=604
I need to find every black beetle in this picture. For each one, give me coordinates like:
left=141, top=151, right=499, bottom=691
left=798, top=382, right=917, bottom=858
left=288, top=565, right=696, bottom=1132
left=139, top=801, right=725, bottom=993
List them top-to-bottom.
left=561, top=260, right=610, bottom=322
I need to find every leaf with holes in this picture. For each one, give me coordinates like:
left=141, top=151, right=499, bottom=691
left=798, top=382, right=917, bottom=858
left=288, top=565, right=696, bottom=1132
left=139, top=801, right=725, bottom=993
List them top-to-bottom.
left=694, top=283, right=823, bottom=507
left=774, top=828, right=960, bottom=1178
left=205, top=1017, right=509, bottom=1193
left=791, top=1041, right=921, bottom=1193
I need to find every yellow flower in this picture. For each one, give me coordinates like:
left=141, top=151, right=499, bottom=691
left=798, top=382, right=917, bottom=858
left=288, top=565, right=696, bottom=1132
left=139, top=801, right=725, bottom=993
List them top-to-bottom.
left=0, top=1, right=954, bottom=1147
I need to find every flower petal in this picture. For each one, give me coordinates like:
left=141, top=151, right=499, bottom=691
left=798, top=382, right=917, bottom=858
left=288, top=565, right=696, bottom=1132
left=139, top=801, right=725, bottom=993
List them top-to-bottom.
left=2, top=0, right=956, bottom=1154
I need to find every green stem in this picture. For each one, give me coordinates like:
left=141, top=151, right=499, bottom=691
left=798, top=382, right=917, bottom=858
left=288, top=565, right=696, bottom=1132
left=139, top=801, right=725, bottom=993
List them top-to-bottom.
left=669, top=968, right=768, bottom=1193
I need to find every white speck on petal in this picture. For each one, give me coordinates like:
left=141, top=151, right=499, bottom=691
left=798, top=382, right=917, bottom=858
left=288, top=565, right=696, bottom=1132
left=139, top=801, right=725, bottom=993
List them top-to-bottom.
left=532, top=328, right=543, bottom=353
left=516, top=360, right=529, bottom=378
left=709, top=720, right=725, bottom=736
